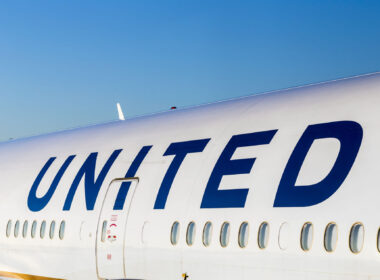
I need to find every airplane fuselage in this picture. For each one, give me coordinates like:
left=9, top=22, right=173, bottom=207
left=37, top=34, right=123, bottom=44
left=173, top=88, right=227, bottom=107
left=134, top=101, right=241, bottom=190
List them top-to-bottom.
left=0, top=74, right=379, bottom=280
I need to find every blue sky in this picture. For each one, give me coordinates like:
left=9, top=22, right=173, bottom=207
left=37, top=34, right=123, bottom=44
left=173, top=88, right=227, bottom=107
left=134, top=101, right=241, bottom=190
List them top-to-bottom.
left=0, top=0, right=379, bottom=140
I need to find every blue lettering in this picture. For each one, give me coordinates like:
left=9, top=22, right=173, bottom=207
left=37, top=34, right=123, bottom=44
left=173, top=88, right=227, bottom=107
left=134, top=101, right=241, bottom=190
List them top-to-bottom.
left=273, top=121, right=363, bottom=207
left=201, top=130, right=277, bottom=208
left=154, top=139, right=210, bottom=209
left=113, top=146, right=152, bottom=210
left=63, top=149, right=122, bottom=211
left=28, top=155, right=75, bottom=212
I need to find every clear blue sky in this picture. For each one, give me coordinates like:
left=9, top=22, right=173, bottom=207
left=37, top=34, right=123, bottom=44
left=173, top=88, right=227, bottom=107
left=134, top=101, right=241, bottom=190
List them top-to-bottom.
left=0, top=0, right=379, bottom=140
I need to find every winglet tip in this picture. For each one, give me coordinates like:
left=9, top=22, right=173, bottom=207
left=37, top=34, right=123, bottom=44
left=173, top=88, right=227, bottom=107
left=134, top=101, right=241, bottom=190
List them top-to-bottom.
left=116, top=102, right=125, bottom=120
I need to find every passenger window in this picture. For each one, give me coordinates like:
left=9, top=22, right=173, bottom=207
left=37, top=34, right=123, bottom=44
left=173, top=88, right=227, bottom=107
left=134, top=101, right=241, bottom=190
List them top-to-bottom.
left=6, top=220, right=12, bottom=238
left=14, top=220, right=20, bottom=238
left=31, top=220, right=37, bottom=238
left=22, top=221, right=28, bottom=238
left=40, top=221, right=46, bottom=239
left=50, top=221, right=56, bottom=239
left=59, top=221, right=66, bottom=240
left=101, top=221, right=107, bottom=242
left=171, top=221, right=180, bottom=245
left=186, top=222, right=196, bottom=246
left=202, top=222, right=212, bottom=247
left=220, top=222, right=230, bottom=247
left=238, top=222, right=249, bottom=248
left=258, top=222, right=269, bottom=249
left=278, top=222, right=290, bottom=250
left=300, top=222, right=313, bottom=251
left=324, top=223, right=338, bottom=252
left=349, top=223, right=364, bottom=253
left=377, top=228, right=380, bottom=253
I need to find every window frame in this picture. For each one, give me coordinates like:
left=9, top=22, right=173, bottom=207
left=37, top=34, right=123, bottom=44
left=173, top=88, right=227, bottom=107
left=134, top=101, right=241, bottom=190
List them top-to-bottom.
left=6, top=220, right=12, bottom=238
left=14, top=220, right=20, bottom=238
left=31, top=220, right=37, bottom=239
left=40, top=220, right=47, bottom=239
left=22, top=221, right=28, bottom=239
left=49, top=221, right=56, bottom=239
left=59, top=221, right=66, bottom=240
left=170, top=221, right=180, bottom=245
left=186, top=221, right=196, bottom=246
left=202, top=221, right=213, bottom=247
left=258, top=221, right=269, bottom=249
left=220, top=222, right=230, bottom=248
left=238, top=222, right=249, bottom=248
left=300, top=222, right=314, bottom=252
left=324, top=222, right=338, bottom=253
left=349, top=222, right=364, bottom=254
left=377, top=227, right=380, bottom=253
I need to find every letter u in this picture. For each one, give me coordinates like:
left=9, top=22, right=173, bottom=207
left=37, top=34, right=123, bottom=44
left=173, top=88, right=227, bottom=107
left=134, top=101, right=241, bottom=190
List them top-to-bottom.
left=28, top=155, right=75, bottom=212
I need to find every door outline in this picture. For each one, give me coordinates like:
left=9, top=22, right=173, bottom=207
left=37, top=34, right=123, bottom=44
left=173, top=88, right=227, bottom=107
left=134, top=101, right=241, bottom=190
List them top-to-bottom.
left=95, top=177, right=139, bottom=279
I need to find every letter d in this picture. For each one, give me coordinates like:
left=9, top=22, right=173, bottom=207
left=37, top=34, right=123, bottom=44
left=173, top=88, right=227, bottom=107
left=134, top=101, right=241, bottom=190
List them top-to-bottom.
left=274, top=121, right=363, bottom=207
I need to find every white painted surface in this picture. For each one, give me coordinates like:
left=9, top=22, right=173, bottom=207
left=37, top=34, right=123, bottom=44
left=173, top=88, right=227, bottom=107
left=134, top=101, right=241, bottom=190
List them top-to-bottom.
left=0, top=73, right=379, bottom=279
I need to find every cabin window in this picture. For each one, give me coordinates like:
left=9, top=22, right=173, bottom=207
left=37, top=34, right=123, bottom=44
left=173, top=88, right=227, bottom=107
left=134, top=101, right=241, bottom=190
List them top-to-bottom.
left=6, top=220, right=12, bottom=238
left=14, top=220, right=20, bottom=238
left=22, top=221, right=28, bottom=238
left=31, top=221, right=37, bottom=238
left=40, top=221, right=46, bottom=239
left=50, top=221, right=56, bottom=239
left=59, top=221, right=66, bottom=240
left=101, top=221, right=107, bottom=242
left=171, top=221, right=180, bottom=245
left=186, top=222, right=196, bottom=246
left=202, top=222, right=212, bottom=247
left=220, top=222, right=230, bottom=247
left=238, top=222, right=249, bottom=248
left=258, top=222, right=269, bottom=249
left=278, top=222, right=290, bottom=250
left=300, top=222, right=313, bottom=251
left=324, top=223, right=338, bottom=252
left=349, top=223, right=364, bottom=253
left=377, top=228, right=380, bottom=253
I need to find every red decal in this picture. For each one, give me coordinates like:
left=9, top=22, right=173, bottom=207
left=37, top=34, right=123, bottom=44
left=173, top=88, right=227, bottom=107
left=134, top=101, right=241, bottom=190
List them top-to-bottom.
left=107, top=254, right=112, bottom=260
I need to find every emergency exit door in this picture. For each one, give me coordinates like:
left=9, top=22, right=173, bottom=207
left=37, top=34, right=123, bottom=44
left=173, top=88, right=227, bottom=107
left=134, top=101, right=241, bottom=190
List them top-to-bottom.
left=96, top=177, right=139, bottom=279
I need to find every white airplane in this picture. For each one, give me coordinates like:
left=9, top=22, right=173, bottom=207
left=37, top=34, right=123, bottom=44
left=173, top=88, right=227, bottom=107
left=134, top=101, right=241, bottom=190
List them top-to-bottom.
left=0, top=73, right=379, bottom=280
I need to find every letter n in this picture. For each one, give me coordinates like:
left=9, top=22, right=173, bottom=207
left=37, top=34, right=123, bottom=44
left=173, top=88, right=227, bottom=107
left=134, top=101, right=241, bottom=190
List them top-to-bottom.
left=63, top=149, right=122, bottom=211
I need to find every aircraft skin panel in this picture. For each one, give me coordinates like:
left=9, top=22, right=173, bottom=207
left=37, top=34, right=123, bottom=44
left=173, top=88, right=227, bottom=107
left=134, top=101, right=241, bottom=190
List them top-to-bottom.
left=0, top=73, right=379, bottom=279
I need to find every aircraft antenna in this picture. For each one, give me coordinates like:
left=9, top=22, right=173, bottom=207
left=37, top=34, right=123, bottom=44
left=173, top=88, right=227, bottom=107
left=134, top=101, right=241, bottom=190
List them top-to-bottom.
left=116, top=103, right=125, bottom=120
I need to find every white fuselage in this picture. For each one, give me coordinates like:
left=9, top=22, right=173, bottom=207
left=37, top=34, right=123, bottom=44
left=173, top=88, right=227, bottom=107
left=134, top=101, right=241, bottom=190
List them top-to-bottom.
left=0, top=73, right=380, bottom=280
